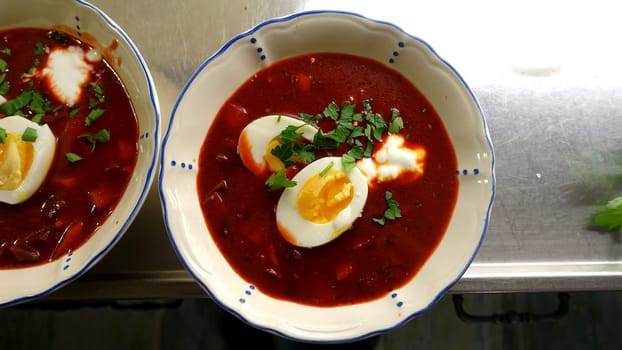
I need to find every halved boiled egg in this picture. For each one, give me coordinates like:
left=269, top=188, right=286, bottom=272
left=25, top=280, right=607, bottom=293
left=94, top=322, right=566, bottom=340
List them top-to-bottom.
left=238, top=115, right=318, bottom=178
left=0, top=116, right=56, bottom=204
left=276, top=156, right=368, bottom=248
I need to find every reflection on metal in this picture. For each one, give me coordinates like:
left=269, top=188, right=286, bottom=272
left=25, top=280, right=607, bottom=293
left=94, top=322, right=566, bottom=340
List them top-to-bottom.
left=57, top=0, right=622, bottom=300
left=452, top=293, right=569, bottom=324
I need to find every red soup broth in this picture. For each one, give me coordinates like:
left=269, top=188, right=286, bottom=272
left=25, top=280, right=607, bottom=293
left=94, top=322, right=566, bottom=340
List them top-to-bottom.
left=0, top=28, right=138, bottom=268
left=197, top=53, right=458, bottom=306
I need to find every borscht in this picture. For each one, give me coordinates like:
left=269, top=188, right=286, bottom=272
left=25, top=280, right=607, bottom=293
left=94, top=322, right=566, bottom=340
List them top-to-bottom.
left=0, top=28, right=138, bottom=268
left=197, top=53, right=458, bottom=306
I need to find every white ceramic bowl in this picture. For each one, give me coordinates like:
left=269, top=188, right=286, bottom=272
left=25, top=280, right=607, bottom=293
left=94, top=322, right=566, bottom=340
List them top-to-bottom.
left=0, top=0, right=160, bottom=306
left=161, top=11, right=494, bottom=343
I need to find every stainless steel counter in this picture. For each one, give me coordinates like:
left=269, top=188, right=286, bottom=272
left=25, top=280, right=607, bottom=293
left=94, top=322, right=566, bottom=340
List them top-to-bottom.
left=47, top=0, right=622, bottom=299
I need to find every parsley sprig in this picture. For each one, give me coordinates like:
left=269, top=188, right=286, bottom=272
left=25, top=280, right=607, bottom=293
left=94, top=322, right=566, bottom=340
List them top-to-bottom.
left=0, top=51, right=9, bottom=96
left=265, top=169, right=297, bottom=191
left=373, top=191, right=402, bottom=225
left=592, top=196, right=622, bottom=232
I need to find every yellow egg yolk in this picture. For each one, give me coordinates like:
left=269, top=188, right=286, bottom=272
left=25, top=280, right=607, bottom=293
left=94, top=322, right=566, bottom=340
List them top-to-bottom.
left=0, top=133, right=34, bottom=191
left=264, top=138, right=285, bottom=172
left=296, top=169, right=354, bottom=223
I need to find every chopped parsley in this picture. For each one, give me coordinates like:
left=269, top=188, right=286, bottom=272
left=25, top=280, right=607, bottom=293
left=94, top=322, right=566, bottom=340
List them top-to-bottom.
left=49, top=31, right=68, bottom=44
left=34, top=42, right=46, bottom=56
left=0, top=48, right=11, bottom=56
left=0, top=74, right=9, bottom=96
left=93, top=83, right=105, bottom=103
left=0, top=90, right=33, bottom=115
left=29, top=91, right=46, bottom=113
left=69, top=107, right=80, bottom=118
left=85, top=108, right=105, bottom=126
left=388, top=108, right=404, bottom=134
left=31, top=114, right=44, bottom=124
left=21, top=127, right=38, bottom=142
left=0, top=128, right=6, bottom=143
left=79, top=129, right=110, bottom=151
left=65, top=152, right=84, bottom=163
left=341, top=153, right=356, bottom=172
left=318, top=161, right=334, bottom=177
left=265, top=169, right=296, bottom=191
left=373, top=191, right=402, bottom=225
left=592, top=196, right=622, bottom=232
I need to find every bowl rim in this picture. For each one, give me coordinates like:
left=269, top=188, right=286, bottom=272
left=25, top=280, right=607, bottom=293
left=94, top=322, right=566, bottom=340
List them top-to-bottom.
left=0, top=0, right=161, bottom=307
left=160, top=9, right=496, bottom=343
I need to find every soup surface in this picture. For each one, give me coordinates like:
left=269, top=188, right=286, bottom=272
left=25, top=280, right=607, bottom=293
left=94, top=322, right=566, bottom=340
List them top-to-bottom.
left=0, top=28, right=138, bottom=268
left=197, top=53, right=457, bottom=306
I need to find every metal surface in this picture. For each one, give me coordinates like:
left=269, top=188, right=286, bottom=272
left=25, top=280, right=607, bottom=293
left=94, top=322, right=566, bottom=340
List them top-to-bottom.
left=48, top=0, right=622, bottom=299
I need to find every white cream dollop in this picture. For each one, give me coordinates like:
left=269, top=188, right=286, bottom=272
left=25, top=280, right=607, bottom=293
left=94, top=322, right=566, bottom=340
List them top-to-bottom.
left=39, top=46, right=93, bottom=106
left=356, top=134, right=426, bottom=184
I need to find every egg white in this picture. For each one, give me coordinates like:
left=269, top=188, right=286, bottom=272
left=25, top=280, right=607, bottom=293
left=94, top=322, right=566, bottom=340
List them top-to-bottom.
left=238, top=115, right=317, bottom=177
left=0, top=116, right=56, bottom=204
left=276, top=156, right=368, bottom=248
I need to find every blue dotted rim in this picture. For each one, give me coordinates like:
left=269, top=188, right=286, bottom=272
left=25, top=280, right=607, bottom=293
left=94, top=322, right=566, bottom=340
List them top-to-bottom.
left=1, top=0, right=161, bottom=308
left=159, top=9, right=496, bottom=344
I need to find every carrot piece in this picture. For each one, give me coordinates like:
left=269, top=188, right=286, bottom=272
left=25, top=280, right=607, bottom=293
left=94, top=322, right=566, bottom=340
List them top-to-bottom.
left=296, top=73, right=312, bottom=92
left=116, top=140, right=137, bottom=165
left=52, top=176, right=78, bottom=188
left=88, top=182, right=115, bottom=210
left=335, top=262, right=354, bottom=281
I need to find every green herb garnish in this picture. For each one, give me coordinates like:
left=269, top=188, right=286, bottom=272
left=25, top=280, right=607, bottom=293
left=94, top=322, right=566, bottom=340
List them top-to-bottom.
left=49, top=31, right=67, bottom=44
left=34, top=42, right=46, bottom=55
left=0, top=48, right=11, bottom=56
left=0, top=60, right=9, bottom=96
left=0, top=76, right=9, bottom=96
left=93, top=83, right=105, bottom=103
left=0, top=90, right=33, bottom=115
left=30, top=91, right=49, bottom=115
left=69, top=107, right=80, bottom=118
left=85, top=108, right=105, bottom=126
left=388, top=108, right=404, bottom=134
left=31, top=114, right=44, bottom=124
left=270, top=124, right=317, bottom=167
left=21, top=127, right=38, bottom=142
left=0, top=128, right=6, bottom=144
left=79, top=129, right=110, bottom=151
left=270, top=141, right=295, bottom=168
left=293, top=142, right=316, bottom=163
left=65, top=152, right=84, bottom=163
left=341, top=153, right=356, bottom=173
left=318, top=161, right=334, bottom=177
left=265, top=168, right=297, bottom=191
left=373, top=191, right=402, bottom=225
left=592, top=196, right=622, bottom=232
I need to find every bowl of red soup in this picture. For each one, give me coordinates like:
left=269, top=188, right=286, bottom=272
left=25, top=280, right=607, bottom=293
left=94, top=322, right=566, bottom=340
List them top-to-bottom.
left=0, top=0, right=160, bottom=306
left=161, top=11, right=494, bottom=343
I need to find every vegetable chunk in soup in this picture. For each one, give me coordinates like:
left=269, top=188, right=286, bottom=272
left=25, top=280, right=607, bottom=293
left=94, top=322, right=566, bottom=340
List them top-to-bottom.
left=0, top=28, right=138, bottom=268
left=197, top=53, right=457, bottom=306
